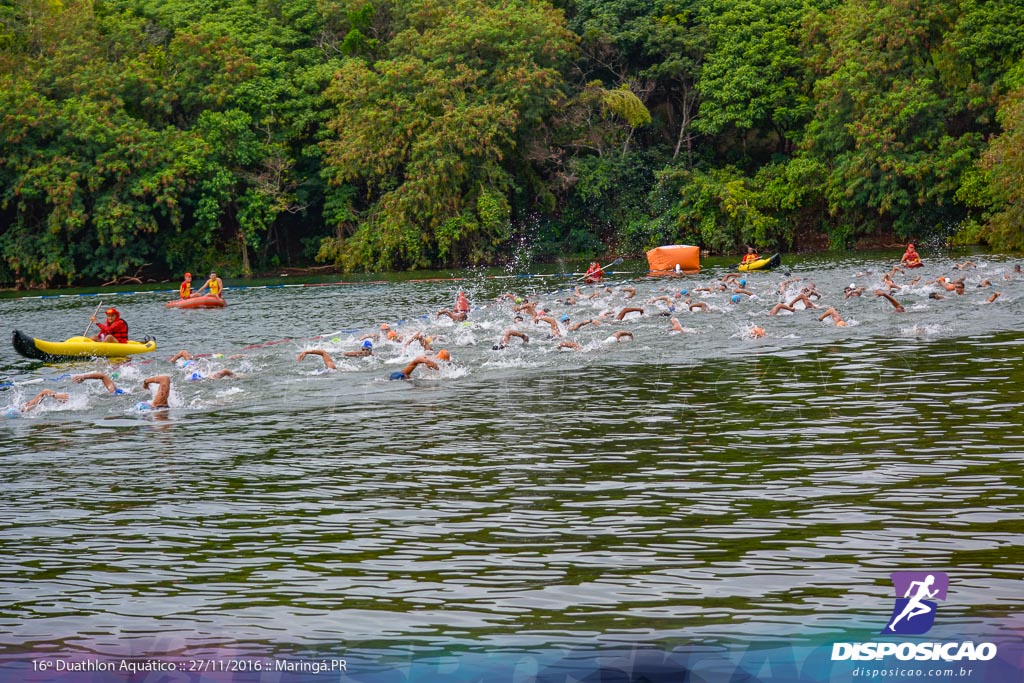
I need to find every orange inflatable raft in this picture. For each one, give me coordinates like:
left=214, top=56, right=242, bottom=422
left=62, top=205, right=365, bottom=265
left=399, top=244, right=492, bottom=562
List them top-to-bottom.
left=646, top=245, right=700, bottom=273
left=166, top=295, right=226, bottom=309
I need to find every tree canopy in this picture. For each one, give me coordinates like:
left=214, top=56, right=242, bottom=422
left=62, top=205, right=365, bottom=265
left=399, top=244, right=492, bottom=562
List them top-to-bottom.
left=1, top=0, right=1021, bottom=286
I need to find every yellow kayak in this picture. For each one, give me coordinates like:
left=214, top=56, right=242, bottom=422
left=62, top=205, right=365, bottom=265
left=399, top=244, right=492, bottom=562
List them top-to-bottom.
left=737, top=253, right=781, bottom=272
left=12, top=330, right=157, bottom=362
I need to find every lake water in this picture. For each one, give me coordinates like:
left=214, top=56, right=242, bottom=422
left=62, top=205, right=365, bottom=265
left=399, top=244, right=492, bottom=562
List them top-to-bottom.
left=0, top=253, right=1022, bottom=682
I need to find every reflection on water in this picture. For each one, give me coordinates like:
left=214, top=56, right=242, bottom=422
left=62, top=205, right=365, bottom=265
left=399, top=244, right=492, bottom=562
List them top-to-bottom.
left=0, top=255, right=1021, bottom=659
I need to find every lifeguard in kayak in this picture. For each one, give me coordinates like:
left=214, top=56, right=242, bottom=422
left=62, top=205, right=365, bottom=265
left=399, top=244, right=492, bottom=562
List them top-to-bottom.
left=900, top=243, right=923, bottom=268
left=741, top=247, right=759, bottom=266
left=584, top=261, right=604, bottom=283
left=91, top=308, right=128, bottom=343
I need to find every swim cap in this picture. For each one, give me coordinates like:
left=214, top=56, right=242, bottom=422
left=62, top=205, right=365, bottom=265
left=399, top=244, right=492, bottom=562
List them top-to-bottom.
left=739, top=279, right=746, bottom=286
left=680, top=289, right=688, bottom=295
left=731, top=295, right=741, bottom=303
left=106, top=308, right=119, bottom=316
left=560, top=314, right=570, bottom=322
left=380, top=323, right=390, bottom=330
left=386, top=331, right=398, bottom=340
left=362, top=339, right=373, bottom=349
left=436, top=349, right=451, bottom=361
left=389, top=371, right=407, bottom=381
left=189, top=372, right=202, bottom=381
left=114, top=388, right=126, bottom=395
left=135, top=402, right=152, bottom=411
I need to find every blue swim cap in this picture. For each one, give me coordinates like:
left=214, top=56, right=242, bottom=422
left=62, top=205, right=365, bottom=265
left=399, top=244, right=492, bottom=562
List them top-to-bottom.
left=739, top=279, right=746, bottom=286
left=680, top=289, right=688, bottom=296
left=731, top=294, right=741, bottom=303
left=560, top=314, right=570, bottom=322
left=362, top=339, right=373, bottom=349
left=389, top=371, right=407, bottom=381
left=189, top=372, right=202, bottom=381
left=114, top=388, right=126, bottom=395
left=135, top=402, right=152, bottom=412
left=4, top=408, right=21, bottom=418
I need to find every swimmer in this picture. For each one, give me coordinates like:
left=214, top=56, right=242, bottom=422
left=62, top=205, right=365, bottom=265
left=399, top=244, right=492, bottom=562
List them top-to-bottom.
left=844, top=285, right=865, bottom=298
left=621, top=286, right=637, bottom=300
left=733, top=287, right=755, bottom=297
left=874, top=290, right=906, bottom=312
left=987, top=291, right=1001, bottom=303
left=787, top=293, right=818, bottom=309
left=688, top=301, right=709, bottom=312
left=769, top=303, right=795, bottom=315
left=616, top=306, right=644, bottom=320
left=436, top=308, right=468, bottom=322
left=817, top=308, right=847, bottom=327
left=535, top=315, right=563, bottom=337
left=669, top=317, right=684, bottom=333
left=569, top=319, right=601, bottom=332
left=748, top=326, right=766, bottom=338
left=493, top=330, right=528, bottom=350
left=605, top=330, right=634, bottom=343
left=402, top=331, right=434, bottom=351
left=345, top=339, right=374, bottom=357
left=557, top=340, right=581, bottom=351
left=297, top=349, right=341, bottom=370
left=389, top=349, right=451, bottom=380
left=169, top=350, right=194, bottom=363
left=187, top=369, right=235, bottom=381
left=72, top=372, right=128, bottom=395
left=140, top=376, right=171, bottom=409
left=20, top=389, right=70, bottom=412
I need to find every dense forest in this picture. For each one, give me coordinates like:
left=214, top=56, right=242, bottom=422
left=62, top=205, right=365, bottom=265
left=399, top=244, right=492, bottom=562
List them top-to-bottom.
left=1, top=0, right=1023, bottom=287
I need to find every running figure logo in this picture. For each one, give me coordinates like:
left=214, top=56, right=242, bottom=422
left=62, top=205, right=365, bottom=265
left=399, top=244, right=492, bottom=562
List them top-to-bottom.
left=883, top=572, right=948, bottom=635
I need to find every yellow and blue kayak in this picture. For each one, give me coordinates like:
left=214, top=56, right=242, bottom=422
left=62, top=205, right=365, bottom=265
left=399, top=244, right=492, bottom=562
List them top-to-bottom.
left=737, top=253, right=781, bottom=272
left=12, top=330, right=157, bottom=362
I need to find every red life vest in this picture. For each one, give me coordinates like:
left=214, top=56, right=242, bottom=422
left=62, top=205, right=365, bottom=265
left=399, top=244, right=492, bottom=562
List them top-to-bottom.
left=100, top=317, right=129, bottom=343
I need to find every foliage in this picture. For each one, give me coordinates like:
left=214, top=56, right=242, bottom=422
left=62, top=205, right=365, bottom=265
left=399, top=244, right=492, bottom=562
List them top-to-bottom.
left=2, top=0, right=1024, bottom=287
left=318, top=0, right=576, bottom=271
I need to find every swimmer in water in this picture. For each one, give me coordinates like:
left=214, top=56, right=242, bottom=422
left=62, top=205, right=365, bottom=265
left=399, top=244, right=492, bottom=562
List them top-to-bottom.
left=874, top=290, right=906, bottom=312
left=616, top=306, right=644, bottom=320
left=817, top=308, right=847, bottom=327
left=493, top=330, right=528, bottom=350
left=605, top=330, right=634, bottom=343
left=296, top=344, right=372, bottom=370
left=389, top=349, right=451, bottom=380
left=72, top=372, right=128, bottom=395
left=140, top=375, right=171, bottom=409
left=17, top=389, right=70, bottom=413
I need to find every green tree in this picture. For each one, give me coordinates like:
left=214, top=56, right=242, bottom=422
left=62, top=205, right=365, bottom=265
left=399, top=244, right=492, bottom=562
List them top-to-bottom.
left=318, top=0, right=576, bottom=271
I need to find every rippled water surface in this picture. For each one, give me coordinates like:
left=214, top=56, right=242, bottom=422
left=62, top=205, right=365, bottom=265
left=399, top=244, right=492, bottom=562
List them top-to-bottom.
left=1, top=254, right=1022, bottom=666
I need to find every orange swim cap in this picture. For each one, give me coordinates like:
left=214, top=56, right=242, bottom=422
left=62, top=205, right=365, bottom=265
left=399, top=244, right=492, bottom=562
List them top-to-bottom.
left=436, top=349, right=450, bottom=361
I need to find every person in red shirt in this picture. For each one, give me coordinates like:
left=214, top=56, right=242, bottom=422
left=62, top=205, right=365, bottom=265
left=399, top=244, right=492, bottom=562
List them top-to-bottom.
left=584, top=261, right=604, bottom=284
left=179, top=272, right=193, bottom=299
left=91, top=308, right=129, bottom=343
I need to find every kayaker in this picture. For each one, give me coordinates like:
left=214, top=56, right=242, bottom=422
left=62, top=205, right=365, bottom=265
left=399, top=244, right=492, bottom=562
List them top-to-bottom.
left=900, top=243, right=922, bottom=268
left=741, top=247, right=759, bottom=265
left=584, top=261, right=604, bottom=284
left=195, top=271, right=225, bottom=299
left=179, top=272, right=193, bottom=299
left=90, top=308, right=128, bottom=343
left=389, top=349, right=451, bottom=380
